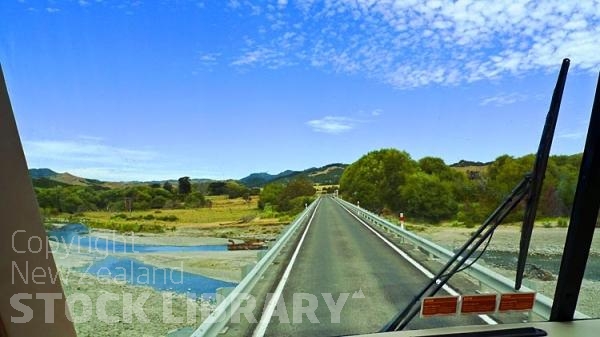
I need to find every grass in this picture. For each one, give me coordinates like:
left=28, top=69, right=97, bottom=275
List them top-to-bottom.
left=43, top=196, right=291, bottom=234
left=80, top=196, right=262, bottom=228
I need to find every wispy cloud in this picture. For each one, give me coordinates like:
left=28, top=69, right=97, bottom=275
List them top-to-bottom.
left=226, top=1, right=600, bottom=88
left=45, top=7, right=60, bottom=13
left=231, top=47, right=291, bottom=69
left=197, top=52, right=220, bottom=71
left=480, top=93, right=527, bottom=107
left=371, top=109, right=382, bottom=116
left=306, top=116, right=358, bottom=134
left=558, top=131, right=586, bottom=140
left=22, top=138, right=170, bottom=181
left=23, top=139, right=156, bottom=165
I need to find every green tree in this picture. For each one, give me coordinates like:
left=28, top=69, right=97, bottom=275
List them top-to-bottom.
left=339, top=148, right=418, bottom=212
left=400, top=172, right=457, bottom=223
left=178, top=177, right=192, bottom=195
left=277, top=178, right=316, bottom=211
left=163, top=181, right=174, bottom=193
left=207, top=181, right=227, bottom=195
left=225, top=181, right=250, bottom=199
left=258, top=182, right=285, bottom=210
left=185, top=192, right=207, bottom=208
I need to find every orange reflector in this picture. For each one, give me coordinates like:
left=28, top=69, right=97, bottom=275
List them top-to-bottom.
left=498, top=292, right=536, bottom=312
left=460, top=294, right=497, bottom=314
left=421, top=296, right=459, bottom=317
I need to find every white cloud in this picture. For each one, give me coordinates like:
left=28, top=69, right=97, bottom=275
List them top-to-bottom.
left=227, top=0, right=600, bottom=88
left=45, top=7, right=60, bottom=13
left=231, top=47, right=290, bottom=68
left=198, top=52, right=220, bottom=68
left=480, top=93, right=527, bottom=107
left=306, top=116, right=357, bottom=134
left=558, top=131, right=586, bottom=140
left=22, top=138, right=228, bottom=181
left=21, top=139, right=177, bottom=181
left=23, top=139, right=157, bottom=165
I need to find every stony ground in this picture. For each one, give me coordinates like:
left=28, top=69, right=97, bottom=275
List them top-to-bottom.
left=418, top=225, right=600, bottom=317
left=50, top=229, right=260, bottom=337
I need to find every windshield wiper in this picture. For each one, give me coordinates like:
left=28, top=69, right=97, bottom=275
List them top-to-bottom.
left=515, top=58, right=570, bottom=290
left=382, top=59, right=570, bottom=332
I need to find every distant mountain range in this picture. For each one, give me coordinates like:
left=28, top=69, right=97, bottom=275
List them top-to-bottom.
left=29, top=160, right=485, bottom=188
left=28, top=163, right=349, bottom=188
left=239, top=163, right=348, bottom=187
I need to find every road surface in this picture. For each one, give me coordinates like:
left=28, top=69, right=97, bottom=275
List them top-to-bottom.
left=260, top=197, right=483, bottom=336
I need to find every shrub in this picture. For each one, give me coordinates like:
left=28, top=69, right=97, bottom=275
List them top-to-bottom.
left=111, top=213, right=128, bottom=220
left=157, top=215, right=178, bottom=222
left=557, top=218, right=568, bottom=228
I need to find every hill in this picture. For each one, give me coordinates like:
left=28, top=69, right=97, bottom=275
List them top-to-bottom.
left=449, top=160, right=491, bottom=167
left=450, top=160, right=491, bottom=180
left=29, top=163, right=347, bottom=189
left=240, top=163, right=347, bottom=187
left=29, top=168, right=58, bottom=179
left=29, top=168, right=117, bottom=188
left=239, top=170, right=297, bottom=187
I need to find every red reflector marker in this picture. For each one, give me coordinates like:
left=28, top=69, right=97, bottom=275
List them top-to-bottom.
left=498, top=292, right=536, bottom=312
left=460, top=294, right=498, bottom=314
left=421, top=296, right=459, bottom=317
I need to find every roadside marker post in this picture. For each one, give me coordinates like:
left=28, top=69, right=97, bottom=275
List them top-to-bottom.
left=400, top=212, right=405, bottom=230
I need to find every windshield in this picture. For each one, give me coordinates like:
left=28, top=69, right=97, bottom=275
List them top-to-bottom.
left=1, top=1, right=599, bottom=337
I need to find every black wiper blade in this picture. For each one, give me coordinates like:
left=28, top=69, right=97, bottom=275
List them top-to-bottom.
left=516, top=59, right=570, bottom=290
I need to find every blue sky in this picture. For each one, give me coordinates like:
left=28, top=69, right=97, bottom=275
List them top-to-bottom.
left=1, top=0, right=600, bottom=181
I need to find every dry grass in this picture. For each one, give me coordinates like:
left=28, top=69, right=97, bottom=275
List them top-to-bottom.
left=78, top=196, right=291, bottom=240
left=81, top=196, right=262, bottom=228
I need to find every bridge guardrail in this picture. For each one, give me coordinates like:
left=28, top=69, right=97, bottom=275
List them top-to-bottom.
left=334, top=197, right=588, bottom=320
left=191, top=198, right=320, bottom=337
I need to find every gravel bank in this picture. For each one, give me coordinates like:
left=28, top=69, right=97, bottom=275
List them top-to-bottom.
left=417, top=226, right=600, bottom=317
left=61, top=270, right=214, bottom=337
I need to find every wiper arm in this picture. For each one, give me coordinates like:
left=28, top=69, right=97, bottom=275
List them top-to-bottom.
left=516, top=58, right=570, bottom=290
left=382, top=59, right=570, bottom=332
left=382, top=177, right=531, bottom=332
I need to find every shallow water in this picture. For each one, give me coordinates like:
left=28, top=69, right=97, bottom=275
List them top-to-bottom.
left=48, top=224, right=237, bottom=297
left=81, top=256, right=237, bottom=299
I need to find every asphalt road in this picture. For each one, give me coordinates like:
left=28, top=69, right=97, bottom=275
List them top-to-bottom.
left=262, top=197, right=484, bottom=337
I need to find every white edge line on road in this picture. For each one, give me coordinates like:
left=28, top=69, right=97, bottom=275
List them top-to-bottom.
left=252, top=198, right=322, bottom=337
left=335, top=199, right=498, bottom=326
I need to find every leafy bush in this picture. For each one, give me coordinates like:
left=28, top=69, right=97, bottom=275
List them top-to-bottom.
left=557, top=218, right=568, bottom=228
